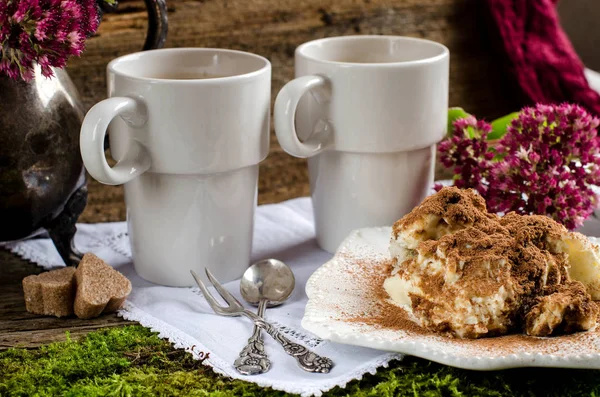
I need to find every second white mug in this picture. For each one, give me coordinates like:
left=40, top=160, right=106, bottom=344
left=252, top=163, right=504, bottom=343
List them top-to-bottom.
left=274, top=35, right=449, bottom=253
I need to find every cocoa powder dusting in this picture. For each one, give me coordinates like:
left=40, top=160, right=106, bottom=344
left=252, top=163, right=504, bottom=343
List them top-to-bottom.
left=382, top=187, right=598, bottom=339
left=392, top=187, right=499, bottom=239
left=501, top=212, right=568, bottom=250
left=347, top=261, right=427, bottom=335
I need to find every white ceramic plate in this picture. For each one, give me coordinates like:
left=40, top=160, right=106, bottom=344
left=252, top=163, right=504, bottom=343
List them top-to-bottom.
left=302, top=227, right=600, bottom=371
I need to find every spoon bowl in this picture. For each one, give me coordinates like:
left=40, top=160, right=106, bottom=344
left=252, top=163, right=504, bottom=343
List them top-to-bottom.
left=240, top=258, right=295, bottom=307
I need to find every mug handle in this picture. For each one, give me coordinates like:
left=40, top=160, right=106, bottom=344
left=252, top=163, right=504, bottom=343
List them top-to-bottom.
left=274, top=75, right=333, bottom=158
left=80, top=97, right=151, bottom=185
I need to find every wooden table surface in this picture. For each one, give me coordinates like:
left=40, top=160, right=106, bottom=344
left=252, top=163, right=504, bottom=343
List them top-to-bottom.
left=1, top=0, right=524, bottom=350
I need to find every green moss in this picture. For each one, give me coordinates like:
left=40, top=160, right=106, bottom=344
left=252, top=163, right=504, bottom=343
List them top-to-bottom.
left=2, top=326, right=600, bottom=396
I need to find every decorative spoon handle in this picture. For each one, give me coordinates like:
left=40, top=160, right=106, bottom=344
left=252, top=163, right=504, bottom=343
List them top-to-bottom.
left=234, top=299, right=270, bottom=375
left=243, top=310, right=334, bottom=373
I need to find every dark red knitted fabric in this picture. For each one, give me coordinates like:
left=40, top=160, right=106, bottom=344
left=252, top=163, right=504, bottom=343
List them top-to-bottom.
left=486, top=0, right=600, bottom=115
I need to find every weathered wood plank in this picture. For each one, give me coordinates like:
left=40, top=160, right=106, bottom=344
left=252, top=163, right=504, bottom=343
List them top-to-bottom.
left=70, top=0, right=520, bottom=117
left=0, top=250, right=134, bottom=350
left=0, top=310, right=130, bottom=330
left=0, top=323, right=131, bottom=350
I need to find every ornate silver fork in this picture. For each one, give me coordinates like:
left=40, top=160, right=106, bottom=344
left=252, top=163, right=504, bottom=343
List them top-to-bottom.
left=190, top=269, right=334, bottom=373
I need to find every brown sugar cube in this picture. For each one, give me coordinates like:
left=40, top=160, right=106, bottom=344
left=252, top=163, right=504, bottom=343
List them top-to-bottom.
left=74, top=253, right=132, bottom=319
left=22, top=267, right=76, bottom=317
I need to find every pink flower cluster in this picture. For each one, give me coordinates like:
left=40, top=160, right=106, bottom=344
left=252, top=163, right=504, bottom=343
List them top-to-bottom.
left=0, top=0, right=101, bottom=81
left=438, top=103, right=600, bottom=230
left=437, top=116, right=495, bottom=196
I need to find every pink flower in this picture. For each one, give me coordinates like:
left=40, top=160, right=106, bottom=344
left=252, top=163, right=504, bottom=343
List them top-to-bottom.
left=0, top=0, right=103, bottom=81
left=37, top=54, right=52, bottom=77
left=438, top=103, right=600, bottom=230
left=486, top=104, right=600, bottom=229
left=437, top=116, right=494, bottom=195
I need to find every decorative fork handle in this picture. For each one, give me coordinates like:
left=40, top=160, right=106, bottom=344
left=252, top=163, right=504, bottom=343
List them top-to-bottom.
left=234, top=299, right=271, bottom=375
left=243, top=310, right=334, bottom=373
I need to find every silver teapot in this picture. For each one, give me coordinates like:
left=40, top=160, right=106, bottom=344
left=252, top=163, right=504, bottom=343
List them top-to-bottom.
left=0, top=0, right=168, bottom=265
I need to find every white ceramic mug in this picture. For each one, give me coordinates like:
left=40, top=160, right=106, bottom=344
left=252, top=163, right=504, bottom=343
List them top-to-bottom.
left=274, top=35, right=449, bottom=253
left=80, top=48, right=271, bottom=286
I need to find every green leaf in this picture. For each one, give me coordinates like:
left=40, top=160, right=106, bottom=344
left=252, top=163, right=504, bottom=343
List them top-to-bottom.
left=447, top=107, right=471, bottom=137
left=488, top=112, right=519, bottom=140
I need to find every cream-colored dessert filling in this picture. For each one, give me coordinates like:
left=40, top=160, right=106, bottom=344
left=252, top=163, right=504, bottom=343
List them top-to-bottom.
left=393, top=214, right=467, bottom=252
left=561, top=233, right=600, bottom=300
left=385, top=240, right=518, bottom=338
left=383, top=275, right=417, bottom=307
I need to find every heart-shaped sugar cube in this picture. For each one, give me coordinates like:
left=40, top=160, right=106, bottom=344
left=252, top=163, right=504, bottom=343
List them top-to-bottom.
left=74, top=253, right=132, bottom=319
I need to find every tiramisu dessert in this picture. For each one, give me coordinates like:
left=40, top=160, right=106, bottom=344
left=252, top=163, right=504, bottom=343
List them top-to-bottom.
left=384, top=187, right=600, bottom=338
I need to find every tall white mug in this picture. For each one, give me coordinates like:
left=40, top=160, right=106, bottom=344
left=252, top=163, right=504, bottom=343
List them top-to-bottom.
left=274, top=36, right=449, bottom=253
left=80, top=48, right=271, bottom=286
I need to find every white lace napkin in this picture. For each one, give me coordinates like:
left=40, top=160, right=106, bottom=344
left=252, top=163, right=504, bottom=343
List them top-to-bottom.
left=3, top=197, right=401, bottom=397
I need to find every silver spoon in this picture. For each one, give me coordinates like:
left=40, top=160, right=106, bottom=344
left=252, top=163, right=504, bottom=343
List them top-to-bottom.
left=233, top=258, right=295, bottom=375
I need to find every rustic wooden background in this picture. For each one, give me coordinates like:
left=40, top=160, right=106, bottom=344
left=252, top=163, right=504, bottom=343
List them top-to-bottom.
left=2, top=0, right=524, bottom=349
left=70, top=0, right=522, bottom=222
